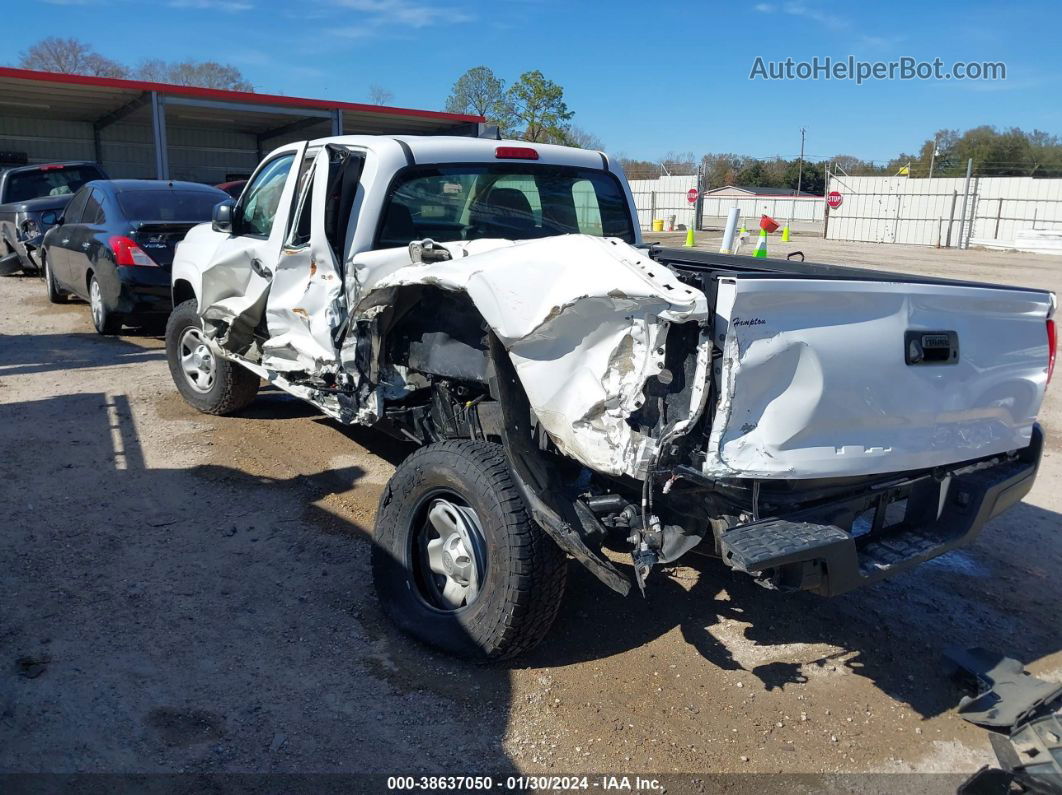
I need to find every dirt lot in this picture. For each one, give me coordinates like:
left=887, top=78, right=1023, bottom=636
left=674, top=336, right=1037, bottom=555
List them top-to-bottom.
left=1, top=238, right=1059, bottom=787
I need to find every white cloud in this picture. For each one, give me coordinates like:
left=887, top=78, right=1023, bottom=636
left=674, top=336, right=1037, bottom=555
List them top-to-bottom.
left=168, top=0, right=253, bottom=11
left=329, top=0, right=473, bottom=30
left=757, top=2, right=849, bottom=31
left=780, top=2, right=848, bottom=31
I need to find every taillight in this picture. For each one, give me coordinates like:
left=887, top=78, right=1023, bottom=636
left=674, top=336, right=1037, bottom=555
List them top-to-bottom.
left=495, top=146, right=539, bottom=160
left=40, top=164, right=65, bottom=171
left=109, top=236, right=158, bottom=267
left=1048, top=318, right=1057, bottom=385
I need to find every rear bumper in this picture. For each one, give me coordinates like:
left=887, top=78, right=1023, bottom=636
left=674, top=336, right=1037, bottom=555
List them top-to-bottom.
left=115, top=267, right=173, bottom=316
left=719, top=424, right=1044, bottom=596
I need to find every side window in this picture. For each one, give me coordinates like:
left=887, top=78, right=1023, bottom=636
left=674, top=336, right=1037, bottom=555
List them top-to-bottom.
left=285, top=149, right=319, bottom=248
left=237, top=153, right=296, bottom=237
left=288, top=173, right=314, bottom=248
left=63, top=188, right=90, bottom=224
left=83, top=189, right=105, bottom=225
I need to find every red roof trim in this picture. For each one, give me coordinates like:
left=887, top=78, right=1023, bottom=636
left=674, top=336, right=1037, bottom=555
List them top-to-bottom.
left=0, top=66, right=484, bottom=125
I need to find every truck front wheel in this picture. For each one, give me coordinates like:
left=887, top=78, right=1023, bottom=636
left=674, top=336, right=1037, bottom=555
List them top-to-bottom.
left=166, top=299, right=259, bottom=415
left=372, top=440, right=567, bottom=660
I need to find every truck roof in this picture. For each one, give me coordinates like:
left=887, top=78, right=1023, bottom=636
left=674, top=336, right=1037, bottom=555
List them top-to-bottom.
left=301, top=135, right=611, bottom=171
left=1, top=160, right=99, bottom=176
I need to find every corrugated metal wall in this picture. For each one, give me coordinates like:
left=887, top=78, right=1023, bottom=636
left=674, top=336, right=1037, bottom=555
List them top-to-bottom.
left=1, top=114, right=264, bottom=184
left=0, top=116, right=96, bottom=164
left=96, top=122, right=260, bottom=182
left=825, top=174, right=1062, bottom=247
left=701, top=194, right=824, bottom=227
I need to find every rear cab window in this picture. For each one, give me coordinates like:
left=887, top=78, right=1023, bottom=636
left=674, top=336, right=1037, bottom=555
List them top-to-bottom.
left=374, top=164, right=634, bottom=250
left=5, top=165, right=104, bottom=203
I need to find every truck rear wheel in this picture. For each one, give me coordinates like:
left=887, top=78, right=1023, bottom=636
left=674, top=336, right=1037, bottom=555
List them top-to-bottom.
left=166, top=299, right=259, bottom=415
left=372, top=440, right=567, bottom=660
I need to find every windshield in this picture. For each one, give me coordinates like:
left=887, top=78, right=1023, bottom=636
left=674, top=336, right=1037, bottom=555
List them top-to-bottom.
left=375, top=164, right=635, bottom=249
left=5, top=166, right=103, bottom=203
left=117, top=189, right=226, bottom=221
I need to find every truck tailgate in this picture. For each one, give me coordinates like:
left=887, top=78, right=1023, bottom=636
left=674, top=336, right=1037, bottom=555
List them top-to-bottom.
left=704, top=277, right=1053, bottom=478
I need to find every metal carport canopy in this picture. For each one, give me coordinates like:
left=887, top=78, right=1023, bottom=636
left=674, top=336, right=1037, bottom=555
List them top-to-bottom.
left=0, top=66, right=485, bottom=179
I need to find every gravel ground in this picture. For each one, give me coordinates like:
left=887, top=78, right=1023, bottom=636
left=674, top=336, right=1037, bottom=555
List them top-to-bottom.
left=0, top=238, right=1059, bottom=786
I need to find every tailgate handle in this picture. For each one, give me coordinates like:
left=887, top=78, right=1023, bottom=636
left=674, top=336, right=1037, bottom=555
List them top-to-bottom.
left=905, top=330, right=959, bottom=365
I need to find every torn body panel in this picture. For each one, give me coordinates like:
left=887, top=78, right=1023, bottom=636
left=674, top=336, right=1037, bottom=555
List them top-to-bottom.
left=342, top=234, right=711, bottom=477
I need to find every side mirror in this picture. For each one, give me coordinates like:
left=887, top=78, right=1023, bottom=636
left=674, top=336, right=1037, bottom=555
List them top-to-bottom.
left=212, top=200, right=235, bottom=234
left=40, top=210, right=59, bottom=227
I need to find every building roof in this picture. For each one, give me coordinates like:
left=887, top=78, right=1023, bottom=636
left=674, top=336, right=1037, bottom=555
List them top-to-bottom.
left=0, top=66, right=483, bottom=137
left=706, top=185, right=820, bottom=197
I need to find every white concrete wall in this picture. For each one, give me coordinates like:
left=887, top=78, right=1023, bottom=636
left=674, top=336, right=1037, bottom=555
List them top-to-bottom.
left=824, top=174, right=1062, bottom=247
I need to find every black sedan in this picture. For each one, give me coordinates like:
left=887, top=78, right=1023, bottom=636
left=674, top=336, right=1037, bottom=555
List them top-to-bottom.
left=41, top=180, right=228, bottom=334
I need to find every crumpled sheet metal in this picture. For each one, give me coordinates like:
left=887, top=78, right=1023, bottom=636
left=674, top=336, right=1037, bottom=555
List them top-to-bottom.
left=346, top=235, right=711, bottom=478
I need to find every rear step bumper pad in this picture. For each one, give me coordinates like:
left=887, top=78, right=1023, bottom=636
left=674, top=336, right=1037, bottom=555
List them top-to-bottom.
left=720, top=425, right=1044, bottom=596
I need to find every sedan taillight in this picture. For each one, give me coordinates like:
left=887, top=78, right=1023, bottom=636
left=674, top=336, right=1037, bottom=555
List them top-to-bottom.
left=109, top=236, right=158, bottom=267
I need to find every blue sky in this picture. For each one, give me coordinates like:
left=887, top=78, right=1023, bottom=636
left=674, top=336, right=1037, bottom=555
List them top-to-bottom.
left=8, top=0, right=1059, bottom=162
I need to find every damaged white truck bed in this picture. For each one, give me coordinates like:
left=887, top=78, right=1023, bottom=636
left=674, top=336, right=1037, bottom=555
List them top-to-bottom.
left=166, top=135, right=1056, bottom=659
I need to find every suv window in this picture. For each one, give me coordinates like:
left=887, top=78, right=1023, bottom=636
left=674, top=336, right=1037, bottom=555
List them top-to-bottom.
left=237, top=153, right=295, bottom=237
left=374, top=164, right=634, bottom=249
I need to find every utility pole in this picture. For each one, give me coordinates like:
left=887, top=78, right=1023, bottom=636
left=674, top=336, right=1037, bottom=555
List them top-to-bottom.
left=789, top=127, right=806, bottom=229
left=928, top=133, right=939, bottom=179
left=956, top=157, right=973, bottom=249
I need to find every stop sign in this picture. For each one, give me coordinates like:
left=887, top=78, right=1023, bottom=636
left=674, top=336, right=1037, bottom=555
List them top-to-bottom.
left=686, top=188, right=699, bottom=204
left=827, top=190, right=843, bottom=209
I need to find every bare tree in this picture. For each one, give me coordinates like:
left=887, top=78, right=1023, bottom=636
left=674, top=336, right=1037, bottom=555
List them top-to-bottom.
left=18, top=37, right=127, bottom=78
left=134, top=59, right=254, bottom=91
left=368, top=84, right=394, bottom=105
left=564, top=126, right=604, bottom=150
left=660, top=151, right=696, bottom=175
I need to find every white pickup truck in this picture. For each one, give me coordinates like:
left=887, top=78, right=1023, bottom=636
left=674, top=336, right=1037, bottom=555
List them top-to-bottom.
left=167, top=135, right=1055, bottom=660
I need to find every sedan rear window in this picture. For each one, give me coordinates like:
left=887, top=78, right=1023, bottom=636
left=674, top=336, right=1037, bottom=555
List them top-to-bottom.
left=375, top=164, right=635, bottom=249
left=5, top=166, right=104, bottom=203
left=117, top=190, right=225, bottom=221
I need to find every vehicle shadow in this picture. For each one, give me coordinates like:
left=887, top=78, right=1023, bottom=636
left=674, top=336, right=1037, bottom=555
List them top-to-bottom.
left=0, top=331, right=164, bottom=377
left=222, top=390, right=1062, bottom=723
left=0, top=391, right=515, bottom=776
left=526, top=498, right=1062, bottom=719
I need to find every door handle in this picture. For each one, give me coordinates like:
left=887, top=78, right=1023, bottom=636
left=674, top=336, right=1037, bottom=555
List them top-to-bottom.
left=61, top=239, right=69, bottom=244
left=81, top=243, right=90, bottom=249
left=250, top=258, right=272, bottom=279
